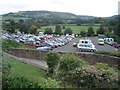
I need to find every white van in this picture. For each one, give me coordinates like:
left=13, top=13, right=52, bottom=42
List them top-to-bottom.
left=104, top=38, right=114, bottom=44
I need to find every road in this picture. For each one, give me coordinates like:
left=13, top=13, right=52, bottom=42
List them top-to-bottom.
left=53, top=37, right=119, bottom=52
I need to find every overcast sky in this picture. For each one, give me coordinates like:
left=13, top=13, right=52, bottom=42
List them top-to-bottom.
left=0, top=0, right=119, bottom=17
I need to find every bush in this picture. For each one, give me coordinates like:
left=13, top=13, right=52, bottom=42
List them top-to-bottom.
left=2, top=39, right=35, bottom=50
left=2, top=39, right=21, bottom=49
left=95, top=51, right=120, bottom=57
left=45, top=52, right=60, bottom=77
left=54, top=53, right=119, bottom=88
left=54, top=53, right=87, bottom=86
left=58, top=53, right=86, bottom=72
left=2, top=60, right=11, bottom=74
left=95, top=63, right=109, bottom=70
left=58, top=65, right=119, bottom=88
left=73, top=66, right=119, bottom=88
left=2, top=75, right=46, bottom=88
left=43, top=77, right=61, bottom=88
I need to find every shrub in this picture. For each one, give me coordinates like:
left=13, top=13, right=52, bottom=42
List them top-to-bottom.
left=2, top=39, right=20, bottom=49
left=2, top=39, right=36, bottom=50
left=45, top=52, right=60, bottom=77
left=54, top=53, right=119, bottom=88
left=55, top=53, right=87, bottom=85
left=58, top=53, right=86, bottom=72
left=2, top=60, right=11, bottom=74
left=95, top=63, right=109, bottom=70
left=73, top=66, right=119, bottom=88
left=2, top=75, right=46, bottom=88
left=43, top=77, right=61, bottom=88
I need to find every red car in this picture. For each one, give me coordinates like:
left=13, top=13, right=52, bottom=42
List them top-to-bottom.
left=22, top=41, right=36, bottom=46
left=111, top=42, right=118, bottom=46
left=114, top=44, right=120, bottom=48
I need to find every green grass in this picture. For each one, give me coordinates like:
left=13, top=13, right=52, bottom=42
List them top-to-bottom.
left=37, top=24, right=100, bottom=34
left=38, top=25, right=55, bottom=32
left=3, top=55, right=46, bottom=84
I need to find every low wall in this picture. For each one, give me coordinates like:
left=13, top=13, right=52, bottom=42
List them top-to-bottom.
left=6, top=48, right=120, bottom=69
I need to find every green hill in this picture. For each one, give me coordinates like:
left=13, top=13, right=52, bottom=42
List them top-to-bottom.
left=2, top=10, right=95, bottom=20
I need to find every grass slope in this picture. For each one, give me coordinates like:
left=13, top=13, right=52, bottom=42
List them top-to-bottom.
left=3, top=55, right=46, bottom=84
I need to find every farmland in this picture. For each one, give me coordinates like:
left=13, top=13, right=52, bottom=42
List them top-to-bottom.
left=37, top=24, right=100, bottom=34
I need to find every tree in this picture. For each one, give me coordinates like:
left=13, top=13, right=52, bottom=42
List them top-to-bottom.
left=19, top=19, right=24, bottom=23
left=7, top=20, right=16, bottom=33
left=10, top=20, right=16, bottom=25
left=77, top=23, right=81, bottom=26
left=19, top=25, right=29, bottom=34
left=29, top=25, right=38, bottom=34
left=55, top=25, right=62, bottom=34
left=87, top=26, right=94, bottom=36
left=97, top=26, right=105, bottom=34
left=44, top=28, right=53, bottom=34
left=64, top=28, right=73, bottom=35
left=80, top=31, right=86, bottom=37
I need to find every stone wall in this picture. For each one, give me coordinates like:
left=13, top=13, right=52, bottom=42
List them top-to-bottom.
left=6, top=48, right=120, bottom=69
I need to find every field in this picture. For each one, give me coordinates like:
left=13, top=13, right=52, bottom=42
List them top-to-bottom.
left=37, top=24, right=100, bottom=34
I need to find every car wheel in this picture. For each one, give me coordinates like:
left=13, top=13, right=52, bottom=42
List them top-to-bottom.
left=79, top=48, right=82, bottom=52
left=90, top=49, right=94, bottom=52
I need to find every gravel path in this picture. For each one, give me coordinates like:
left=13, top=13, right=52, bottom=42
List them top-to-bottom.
left=4, top=53, right=48, bottom=71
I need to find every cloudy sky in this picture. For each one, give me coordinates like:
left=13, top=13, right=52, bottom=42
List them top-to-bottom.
left=0, top=0, right=119, bottom=17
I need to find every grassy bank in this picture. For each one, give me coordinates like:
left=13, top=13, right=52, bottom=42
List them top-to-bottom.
left=3, top=55, right=46, bottom=84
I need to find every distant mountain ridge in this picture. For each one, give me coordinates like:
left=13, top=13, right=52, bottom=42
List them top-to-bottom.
left=3, top=10, right=96, bottom=20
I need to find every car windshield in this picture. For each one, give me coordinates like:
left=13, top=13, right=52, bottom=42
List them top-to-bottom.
left=99, top=40, right=104, bottom=42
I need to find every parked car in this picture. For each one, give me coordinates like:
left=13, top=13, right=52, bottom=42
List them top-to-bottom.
left=104, top=38, right=114, bottom=44
left=98, top=39, right=104, bottom=45
left=21, top=41, right=36, bottom=46
left=73, top=41, right=79, bottom=47
left=36, top=42, right=54, bottom=48
left=109, top=42, right=117, bottom=46
left=111, top=42, right=118, bottom=46
left=77, top=43, right=97, bottom=52
left=114, top=44, right=120, bottom=48
left=36, top=46, right=53, bottom=50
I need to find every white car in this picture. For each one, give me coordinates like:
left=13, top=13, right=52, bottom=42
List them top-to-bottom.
left=98, top=39, right=104, bottom=45
left=77, top=44, right=97, bottom=52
